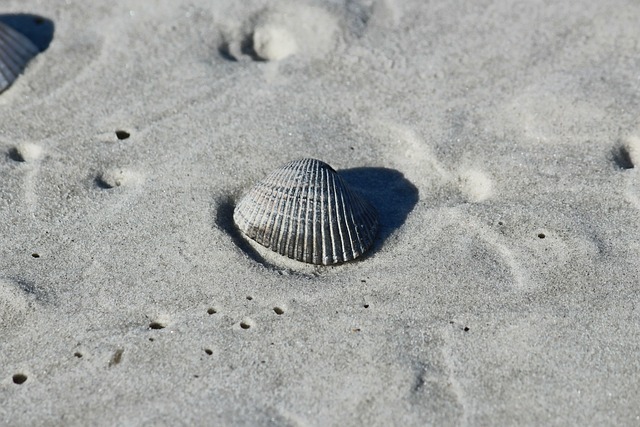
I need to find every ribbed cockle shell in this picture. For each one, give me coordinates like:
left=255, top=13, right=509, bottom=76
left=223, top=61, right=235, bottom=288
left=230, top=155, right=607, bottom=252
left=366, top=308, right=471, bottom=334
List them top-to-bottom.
left=0, top=22, right=39, bottom=93
left=234, top=158, right=378, bottom=265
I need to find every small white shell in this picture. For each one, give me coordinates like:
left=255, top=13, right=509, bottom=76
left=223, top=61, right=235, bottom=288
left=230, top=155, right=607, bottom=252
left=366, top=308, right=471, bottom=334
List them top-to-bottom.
left=0, top=22, right=39, bottom=93
left=234, top=158, right=379, bottom=265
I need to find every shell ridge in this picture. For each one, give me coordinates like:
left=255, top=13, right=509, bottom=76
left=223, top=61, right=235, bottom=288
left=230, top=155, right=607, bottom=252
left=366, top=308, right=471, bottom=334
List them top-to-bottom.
left=0, top=24, right=39, bottom=93
left=3, top=28, right=39, bottom=57
left=0, top=31, right=34, bottom=64
left=0, top=31, right=17, bottom=54
left=0, top=33, right=25, bottom=76
left=0, top=41, right=21, bottom=77
left=0, top=56, right=13, bottom=84
left=289, top=159, right=304, bottom=259
left=292, top=159, right=310, bottom=260
left=296, top=159, right=312, bottom=261
left=309, top=159, right=320, bottom=264
left=317, top=159, right=327, bottom=264
left=272, top=160, right=300, bottom=253
left=290, top=160, right=311, bottom=257
left=286, top=161, right=303, bottom=259
left=322, top=162, right=332, bottom=264
left=279, top=164, right=300, bottom=255
left=258, top=166, right=290, bottom=246
left=246, top=167, right=285, bottom=242
left=259, top=167, right=290, bottom=244
left=320, top=168, right=333, bottom=265
left=270, top=169, right=289, bottom=254
left=325, top=169, right=341, bottom=264
left=326, top=169, right=344, bottom=264
left=266, top=170, right=289, bottom=250
left=334, top=172, right=349, bottom=263
left=333, top=176, right=351, bottom=262
left=234, top=177, right=264, bottom=239
left=337, top=180, right=356, bottom=260
left=254, top=181, right=275, bottom=244
left=340, top=182, right=354, bottom=259
left=347, top=182, right=366, bottom=257
left=240, top=183, right=266, bottom=240
left=265, top=185, right=285, bottom=249
left=345, top=187, right=365, bottom=254
left=239, top=190, right=263, bottom=238
left=232, top=193, right=250, bottom=231
left=356, top=193, right=378, bottom=251
left=356, top=202, right=377, bottom=251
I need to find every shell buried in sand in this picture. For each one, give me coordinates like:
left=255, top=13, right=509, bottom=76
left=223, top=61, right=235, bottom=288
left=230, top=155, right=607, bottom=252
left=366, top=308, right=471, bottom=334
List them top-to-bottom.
left=0, top=22, right=39, bottom=93
left=234, top=158, right=379, bottom=265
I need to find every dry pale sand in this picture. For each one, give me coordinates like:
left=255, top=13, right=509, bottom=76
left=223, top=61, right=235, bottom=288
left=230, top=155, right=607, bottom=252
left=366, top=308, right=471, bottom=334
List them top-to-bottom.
left=1, top=0, right=640, bottom=426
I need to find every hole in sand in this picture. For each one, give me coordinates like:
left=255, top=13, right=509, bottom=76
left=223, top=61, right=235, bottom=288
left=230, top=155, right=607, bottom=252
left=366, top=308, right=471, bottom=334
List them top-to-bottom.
left=240, top=34, right=264, bottom=62
left=218, top=41, right=237, bottom=61
left=115, top=130, right=130, bottom=140
left=613, top=146, right=634, bottom=170
left=8, top=147, right=25, bottom=162
left=95, top=175, right=116, bottom=189
left=538, top=233, right=546, bottom=239
left=31, top=253, right=39, bottom=258
left=246, top=296, right=253, bottom=301
left=363, top=304, right=369, bottom=309
left=207, top=307, right=217, bottom=315
left=273, top=307, right=284, bottom=315
left=149, top=321, right=165, bottom=330
left=240, top=321, right=251, bottom=330
left=464, top=327, right=470, bottom=332
left=204, top=348, right=213, bottom=355
left=109, top=349, right=124, bottom=367
left=74, top=352, right=82, bottom=358
left=12, top=373, right=27, bottom=384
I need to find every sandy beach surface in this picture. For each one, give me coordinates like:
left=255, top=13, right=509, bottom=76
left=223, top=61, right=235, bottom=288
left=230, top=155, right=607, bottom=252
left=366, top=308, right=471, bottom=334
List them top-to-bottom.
left=1, top=0, right=639, bottom=425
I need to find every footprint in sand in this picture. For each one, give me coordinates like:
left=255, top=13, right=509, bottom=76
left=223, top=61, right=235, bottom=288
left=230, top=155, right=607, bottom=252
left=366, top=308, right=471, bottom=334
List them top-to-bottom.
left=218, top=1, right=393, bottom=62
left=219, top=3, right=338, bottom=62
left=496, top=80, right=608, bottom=145
left=372, top=121, right=602, bottom=292
left=374, top=121, right=496, bottom=204
left=5, top=141, right=45, bottom=214
left=8, top=142, right=43, bottom=163
left=95, top=167, right=143, bottom=189
left=456, top=167, right=493, bottom=203
left=0, top=278, right=42, bottom=328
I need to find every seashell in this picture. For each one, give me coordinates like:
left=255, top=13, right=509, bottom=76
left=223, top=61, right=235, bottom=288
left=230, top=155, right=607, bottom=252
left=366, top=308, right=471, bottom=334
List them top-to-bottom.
left=0, top=22, right=39, bottom=93
left=234, top=158, right=379, bottom=265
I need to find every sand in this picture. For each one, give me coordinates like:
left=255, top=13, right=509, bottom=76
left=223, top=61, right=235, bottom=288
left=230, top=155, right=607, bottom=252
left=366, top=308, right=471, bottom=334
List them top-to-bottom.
left=1, top=0, right=639, bottom=425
